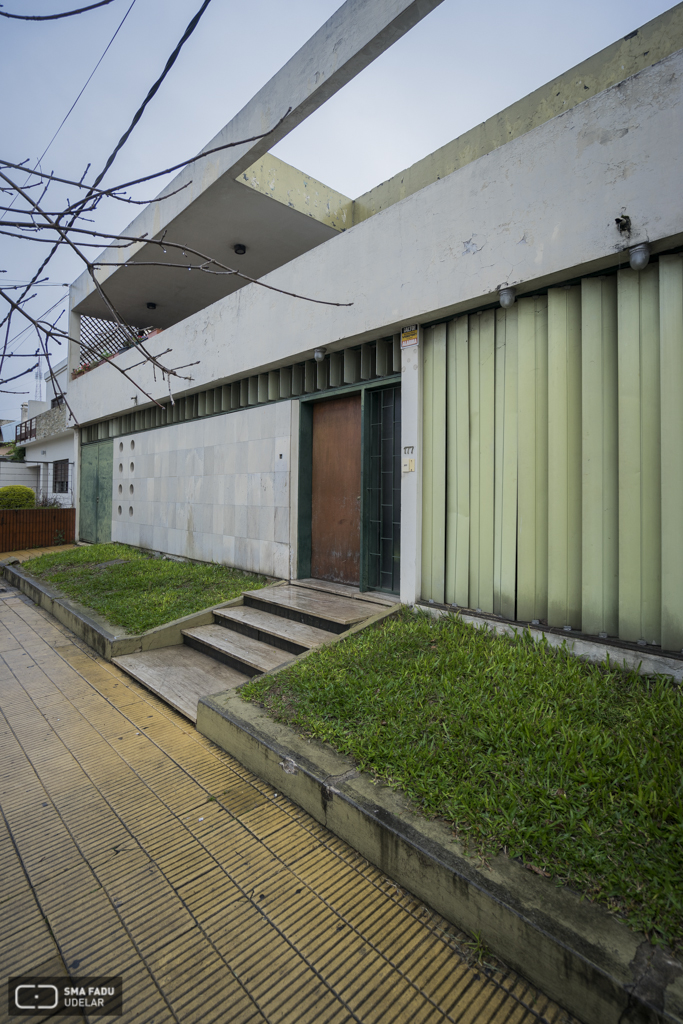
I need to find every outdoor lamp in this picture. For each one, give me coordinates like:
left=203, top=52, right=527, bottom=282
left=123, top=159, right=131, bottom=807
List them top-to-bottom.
left=233, top=243, right=247, bottom=255
left=629, top=243, right=650, bottom=271
left=498, top=287, right=516, bottom=308
left=314, top=348, right=327, bottom=362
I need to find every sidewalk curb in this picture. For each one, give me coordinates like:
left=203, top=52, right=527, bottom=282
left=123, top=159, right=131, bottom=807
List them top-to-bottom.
left=197, top=689, right=683, bottom=1024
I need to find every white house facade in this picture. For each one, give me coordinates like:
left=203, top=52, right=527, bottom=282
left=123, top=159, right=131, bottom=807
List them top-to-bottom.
left=66, top=2, right=683, bottom=653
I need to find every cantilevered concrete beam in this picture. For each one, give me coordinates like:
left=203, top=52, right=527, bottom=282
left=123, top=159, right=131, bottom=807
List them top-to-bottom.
left=71, top=0, right=445, bottom=322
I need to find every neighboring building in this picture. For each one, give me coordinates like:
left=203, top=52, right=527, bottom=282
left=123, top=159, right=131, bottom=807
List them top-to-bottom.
left=67, top=3, right=683, bottom=652
left=20, top=358, right=75, bottom=505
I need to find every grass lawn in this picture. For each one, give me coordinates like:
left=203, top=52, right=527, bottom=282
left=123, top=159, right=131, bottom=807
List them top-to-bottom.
left=22, top=543, right=268, bottom=634
left=242, top=609, right=683, bottom=953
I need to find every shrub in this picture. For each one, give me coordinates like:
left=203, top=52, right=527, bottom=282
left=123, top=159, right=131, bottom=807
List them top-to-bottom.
left=0, top=485, right=36, bottom=509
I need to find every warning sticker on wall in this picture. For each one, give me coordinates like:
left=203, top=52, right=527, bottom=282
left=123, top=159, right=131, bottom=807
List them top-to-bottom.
left=400, top=326, right=419, bottom=348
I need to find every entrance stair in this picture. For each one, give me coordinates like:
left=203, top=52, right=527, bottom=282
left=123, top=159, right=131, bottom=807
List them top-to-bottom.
left=112, top=580, right=396, bottom=722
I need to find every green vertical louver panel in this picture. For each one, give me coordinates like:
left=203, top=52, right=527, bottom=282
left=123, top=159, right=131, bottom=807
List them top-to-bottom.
left=659, top=255, right=683, bottom=652
left=617, top=266, right=661, bottom=644
left=581, top=276, right=618, bottom=636
left=547, top=287, right=582, bottom=629
left=517, top=297, right=548, bottom=623
left=493, top=307, right=518, bottom=620
left=468, top=311, right=495, bottom=614
left=445, top=316, right=470, bottom=607
left=421, top=325, right=447, bottom=603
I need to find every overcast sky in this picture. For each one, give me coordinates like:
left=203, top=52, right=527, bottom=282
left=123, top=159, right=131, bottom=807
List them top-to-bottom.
left=0, top=0, right=675, bottom=419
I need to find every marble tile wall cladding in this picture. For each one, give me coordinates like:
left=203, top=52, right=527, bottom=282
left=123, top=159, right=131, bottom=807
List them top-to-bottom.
left=111, top=401, right=292, bottom=579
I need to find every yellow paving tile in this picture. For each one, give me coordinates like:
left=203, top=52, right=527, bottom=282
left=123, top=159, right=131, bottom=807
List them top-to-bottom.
left=0, top=581, right=577, bottom=1024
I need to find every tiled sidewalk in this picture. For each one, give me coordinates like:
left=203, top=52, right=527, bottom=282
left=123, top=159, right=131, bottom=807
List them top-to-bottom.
left=0, top=585, right=574, bottom=1024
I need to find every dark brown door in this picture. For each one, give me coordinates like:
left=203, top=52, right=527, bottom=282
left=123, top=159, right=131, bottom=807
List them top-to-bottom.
left=311, top=394, right=361, bottom=584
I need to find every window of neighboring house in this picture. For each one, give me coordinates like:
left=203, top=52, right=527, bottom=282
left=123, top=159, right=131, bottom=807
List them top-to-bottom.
left=51, top=395, right=65, bottom=408
left=53, top=459, right=69, bottom=494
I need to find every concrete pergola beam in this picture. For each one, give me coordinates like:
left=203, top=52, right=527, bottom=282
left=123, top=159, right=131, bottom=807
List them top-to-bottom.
left=72, top=0, right=445, bottom=307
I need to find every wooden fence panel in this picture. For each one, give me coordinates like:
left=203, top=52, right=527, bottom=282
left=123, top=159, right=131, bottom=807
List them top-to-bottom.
left=0, top=508, right=75, bottom=552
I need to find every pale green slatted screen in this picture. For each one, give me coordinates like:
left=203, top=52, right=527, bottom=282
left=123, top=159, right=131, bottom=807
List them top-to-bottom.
left=421, top=256, right=683, bottom=649
left=659, top=256, right=683, bottom=651
left=617, top=265, right=661, bottom=643
left=581, top=277, right=618, bottom=636
left=547, top=287, right=582, bottom=628
left=516, top=297, right=548, bottom=623
left=493, top=307, right=518, bottom=621
left=468, top=311, right=496, bottom=614
left=445, top=317, right=469, bottom=606
left=421, top=325, right=447, bottom=602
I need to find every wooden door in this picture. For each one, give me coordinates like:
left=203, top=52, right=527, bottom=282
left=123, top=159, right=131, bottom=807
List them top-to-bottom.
left=311, top=394, right=361, bottom=584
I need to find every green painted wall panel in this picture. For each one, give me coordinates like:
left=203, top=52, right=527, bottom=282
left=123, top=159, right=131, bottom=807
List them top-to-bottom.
left=659, top=255, right=683, bottom=652
left=617, top=266, right=661, bottom=643
left=581, top=277, right=618, bottom=636
left=547, top=287, right=582, bottom=628
left=516, top=297, right=548, bottom=622
left=493, top=307, right=518, bottom=620
left=468, top=311, right=495, bottom=614
left=445, top=316, right=470, bottom=607
left=421, top=326, right=447, bottom=602
left=96, top=440, right=113, bottom=544
left=79, top=444, right=98, bottom=544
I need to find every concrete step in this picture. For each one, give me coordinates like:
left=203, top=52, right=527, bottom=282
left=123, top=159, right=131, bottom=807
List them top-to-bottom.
left=292, top=578, right=397, bottom=607
left=242, top=584, right=372, bottom=634
left=214, top=605, right=333, bottom=655
left=182, top=622, right=291, bottom=676
left=112, top=645, right=247, bottom=723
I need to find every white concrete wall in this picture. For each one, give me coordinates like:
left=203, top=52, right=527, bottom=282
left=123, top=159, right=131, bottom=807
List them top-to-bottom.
left=69, top=50, right=683, bottom=426
left=111, top=402, right=292, bottom=578
left=24, top=434, right=75, bottom=506
left=0, top=462, right=39, bottom=492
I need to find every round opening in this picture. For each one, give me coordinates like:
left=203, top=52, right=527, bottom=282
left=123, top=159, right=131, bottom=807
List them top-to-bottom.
left=130, top=440, right=135, bottom=450
left=119, top=442, right=123, bottom=452
left=129, top=462, right=134, bottom=472
left=118, top=463, right=123, bottom=473
left=118, top=484, right=122, bottom=494
left=129, top=484, right=134, bottom=495
left=117, top=505, right=122, bottom=515
left=128, top=506, right=133, bottom=517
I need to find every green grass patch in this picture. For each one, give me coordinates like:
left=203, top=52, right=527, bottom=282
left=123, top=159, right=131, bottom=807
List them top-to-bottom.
left=22, top=543, right=267, bottom=634
left=242, top=609, right=683, bottom=952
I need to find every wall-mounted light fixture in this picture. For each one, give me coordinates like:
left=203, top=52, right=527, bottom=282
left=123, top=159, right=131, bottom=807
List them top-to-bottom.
left=233, top=243, right=247, bottom=255
left=629, top=243, right=650, bottom=272
left=498, top=287, right=516, bottom=308
left=146, top=302, right=156, bottom=310
left=314, top=347, right=327, bottom=362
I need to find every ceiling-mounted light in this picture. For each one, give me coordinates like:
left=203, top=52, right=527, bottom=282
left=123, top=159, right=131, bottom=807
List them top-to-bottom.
left=233, top=243, right=247, bottom=255
left=629, top=243, right=650, bottom=272
left=498, top=286, right=516, bottom=308
left=146, top=302, right=157, bottom=310
left=314, top=348, right=327, bottom=362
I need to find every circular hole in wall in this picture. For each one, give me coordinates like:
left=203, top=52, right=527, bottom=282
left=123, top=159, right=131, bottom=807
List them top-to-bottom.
left=130, top=440, right=135, bottom=450
left=119, top=442, right=123, bottom=452
left=129, top=462, right=134, bottom=472
left=118, top=463, right=123, bottom=473
left=118, top=484, right=122, bottom=494
left=129, top=484, right=134, bottom=495
left=117, top=505, right=122, bottom=515
left=128, top=506, right=133, bottom=516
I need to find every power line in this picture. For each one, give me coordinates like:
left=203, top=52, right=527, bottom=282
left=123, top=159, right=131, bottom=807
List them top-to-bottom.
left=34, top=0, right=137, bottom=168
left=92, top=0, right=215, bottom=190
left=0, top=1, right=117, bottom=22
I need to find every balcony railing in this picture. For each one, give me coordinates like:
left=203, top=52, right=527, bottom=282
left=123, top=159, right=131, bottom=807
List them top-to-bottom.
left=16, top=418, right=36, bottom=443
